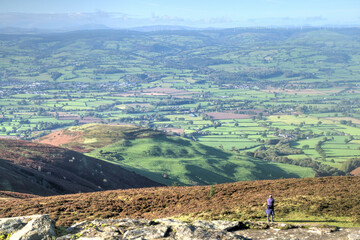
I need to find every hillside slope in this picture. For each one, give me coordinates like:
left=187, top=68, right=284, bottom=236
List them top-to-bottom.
left=37, top=124, right=315, bottom=185
left=0, top=138, right=162, bottom=196
left=0, top=176, right=358, bottom=227
left=0, top=191, right=37, bottom=199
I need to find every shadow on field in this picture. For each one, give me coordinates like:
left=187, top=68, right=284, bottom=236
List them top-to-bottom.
left=155, top=136, right=193, bottom=147
left=249, top=159, right=302, bottom=179
left=185, top=164, right=235, bottom=185
left=117, top=165, right=170, bottom=186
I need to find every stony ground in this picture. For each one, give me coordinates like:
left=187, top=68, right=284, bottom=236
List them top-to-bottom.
left=1, top=215, right=360, bottom=240
left=238, top=227, right=360, bottom=240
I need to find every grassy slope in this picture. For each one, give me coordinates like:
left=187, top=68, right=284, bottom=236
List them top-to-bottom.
left=37, top=124, right=315, bottom=185
left=92, top=136, right=314, bottom=185
left=0, top=176, right=358, bottom=227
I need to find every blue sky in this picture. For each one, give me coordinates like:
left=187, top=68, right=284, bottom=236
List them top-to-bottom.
left=0, top=0, right=359, bottom=29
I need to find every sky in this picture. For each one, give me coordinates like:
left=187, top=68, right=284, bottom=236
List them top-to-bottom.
left=0, top=0, right=359, bottom=29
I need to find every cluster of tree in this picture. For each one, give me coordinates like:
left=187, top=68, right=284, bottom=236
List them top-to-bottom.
left=325, top=52, right=350, bottom=64
left=164, top=58, right=231, bottom=70
left=93, top=67, right=125, bottom=74
left=208, top=67, right=285, bottom=84
left=243, top=67, right=284, bottom=79
left=50, top=71, right=62, bottom=81
left=209, top=71, right=251, bottom=84
left=123, top=73, right=163, bottom=84
left=123, top=74, right=149, bottom=83
left=17, top=99, right=29, bottom=105
left=151, top=99, right=195, bottom=107
left=95, top=103, right=117, bottom=112
left=118, top=113, right=170, bottom=123
left=340, top=120, right=354, bottom=126
left=32, top=121, right=75, bottom=131
left=314, top=138, right=328, bottom=160
left=251, top=140, right=344, bottom=177
left=253, top=141, right=303, bottom=160
left=143, top=146, right=191, bottom=158
left=98, top=150, right=125, bottom=161
left=279, top=157, right=344, bottom=177
left=341, top=158, right=360, bottom=173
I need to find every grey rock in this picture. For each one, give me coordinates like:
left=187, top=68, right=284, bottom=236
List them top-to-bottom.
left=2, top=215, right=360, bottom=240
left=10, top=215, right=56, bottom=240
left=0, top=217, right=25, bottom=235
left=64, top=218, right=154, bottom=239
left=106, top=218, right=153, bottom=228
left=155, top=218, right=187, bottom=227
left=61, top=220, right=125, bottom=240
left=66, top=220, right=91, bottom=234
left=192, top=220, right=240, bottom=231
left=243, top=221, right=270, bottom=229
left=269, top=222, right=296, bottom=230
left=174, top=224, right=243, bottom=240
left=123, top=225, right=169, bottom=240
left=173, top=225, right=195, bottom=240
left=75, top=226, right=121, bottom=240
left=307, top=226, right=339, bottom=235
left=348, top=233, right=360, bottom=240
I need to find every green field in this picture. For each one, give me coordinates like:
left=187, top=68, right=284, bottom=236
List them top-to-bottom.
left=1, top=28, right=360, bottom=181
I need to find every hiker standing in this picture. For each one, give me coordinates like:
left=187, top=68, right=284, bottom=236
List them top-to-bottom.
left=265, top=195, right=275, bottom=222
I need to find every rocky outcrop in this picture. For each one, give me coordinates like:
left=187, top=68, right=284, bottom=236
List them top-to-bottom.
left=0, top=215, right=55, bottom=240
left=1, top=215, right=360, bottom=240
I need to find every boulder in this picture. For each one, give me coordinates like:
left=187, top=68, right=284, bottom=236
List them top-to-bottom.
left=9, top=215, right=56, bottom=240
left=0, top=217, right=25, bottom=235
left=95, top=218, right=154, bottom=228
left=155, top=218, right=187, bottom=227
left=65, top=220, right=90, bottom=234
left=192, top=220, right=241, bottom=231
left=243, top=221, right=270, bottom=229
left=62, top=225, right=121, bottom=240
left=123, top=225, right=169, bottom=240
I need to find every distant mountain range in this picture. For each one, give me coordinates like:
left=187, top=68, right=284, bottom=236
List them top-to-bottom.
left=0, top=24, right=111, bottom=34
left=0, top=25, right=217, bottom=34
left=129, top=25, right=209, bottom=32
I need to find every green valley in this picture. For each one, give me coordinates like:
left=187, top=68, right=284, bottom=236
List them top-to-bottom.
left=1, top=27, right=360, bottom=183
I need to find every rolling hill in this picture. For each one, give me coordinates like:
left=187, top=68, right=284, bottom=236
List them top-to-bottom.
left=36, top=123, right=315, bottom=186
left=0, top=138, right=162, bottom=196
left=0, top=176, right=358, bottom=227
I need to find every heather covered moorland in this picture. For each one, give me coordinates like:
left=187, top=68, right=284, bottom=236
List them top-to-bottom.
left=0, top=138, right=162, bottom=196
left=0, top=176, right=359, bottom=227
